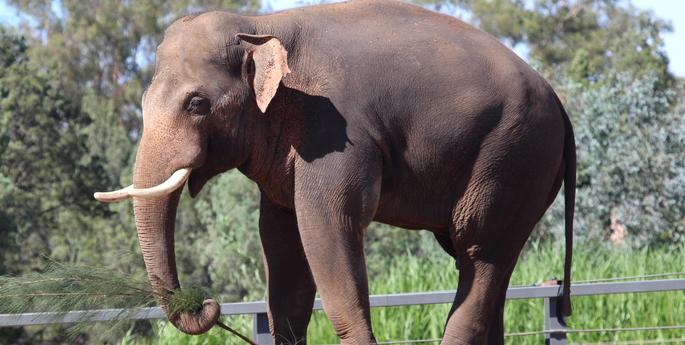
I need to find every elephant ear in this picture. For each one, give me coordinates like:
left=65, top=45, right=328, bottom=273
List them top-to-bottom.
left=236, top=33, right=291, bottom=113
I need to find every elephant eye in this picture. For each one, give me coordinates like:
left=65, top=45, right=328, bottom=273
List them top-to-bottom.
left=185, top=95, right=211, bottom=115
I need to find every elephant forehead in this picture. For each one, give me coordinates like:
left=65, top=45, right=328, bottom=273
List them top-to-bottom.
left=159, top=11, right=238, bottom=56
left=152, top=36, right=222, bottom=93
left=155, top=38, right=212, bottom=71
left=143, top=72, right=178, bottom=108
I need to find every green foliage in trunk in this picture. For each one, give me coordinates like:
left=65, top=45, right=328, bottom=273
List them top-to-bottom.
left=167, top=287, right=208, bottom=316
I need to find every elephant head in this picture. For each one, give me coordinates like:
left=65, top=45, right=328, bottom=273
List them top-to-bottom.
left=93, top=13, right=290, bottom=335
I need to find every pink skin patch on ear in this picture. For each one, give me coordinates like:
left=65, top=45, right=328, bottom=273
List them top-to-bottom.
left=252, top=38, right=291, bottom=113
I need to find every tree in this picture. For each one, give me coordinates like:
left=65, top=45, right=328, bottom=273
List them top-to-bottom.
left=1, top=0, right=260, bottom=342
left=1, top=0, right=262, bottom=276
left=420, top=0, right=673, bottom=88
left=0, top=25, right=124, bottom=343
left=0, top=26, right=110, bottom=270
left=539, top=73, right=685, bottom=246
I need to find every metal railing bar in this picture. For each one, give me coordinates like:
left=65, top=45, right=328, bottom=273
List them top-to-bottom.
left=506, top=272, right=685, bottom=288
left=573, top=272, right=685, bottom=284
left=1, top=279, right=684, bottom=327
left=506, top=279, right=685, bottom=299
left=568, top=279, right=685, bottom=297
left=367, top=291, right=456, bottom=307
left=220, top=301, right=268, bottom=315
left=0, top=307, right=163, bottom=327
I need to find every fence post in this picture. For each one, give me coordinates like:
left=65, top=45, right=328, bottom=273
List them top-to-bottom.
left=544, top=296, right=568, bottom=345
left=253, top=312, right=273, bottom=345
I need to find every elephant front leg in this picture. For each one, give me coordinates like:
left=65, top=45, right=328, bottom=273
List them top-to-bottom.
left=294, top=155, right=381, bottom=345
left=260, top=194, right=317, bottom=344
left=297, top=209, right=376, bottom=344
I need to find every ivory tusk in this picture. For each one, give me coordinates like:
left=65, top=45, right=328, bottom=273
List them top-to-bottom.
left=93, top=168, right=192, bottom=203
left=128, top=168, right=192, bottom=198
left=94, top=185, right=134, bottom=203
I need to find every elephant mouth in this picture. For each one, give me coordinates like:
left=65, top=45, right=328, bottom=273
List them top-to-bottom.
left=186, top=139, right=226, bottom=198
left=187, top=164, right=221, bottom=198
left=93, top=168, right=192, bottom=203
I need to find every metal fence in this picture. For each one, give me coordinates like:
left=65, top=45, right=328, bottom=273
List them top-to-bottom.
left=1, top=279, right=684, bottom=345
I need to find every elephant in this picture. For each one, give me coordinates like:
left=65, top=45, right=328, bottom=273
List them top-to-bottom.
left=94, top=1, right=575, bottom=344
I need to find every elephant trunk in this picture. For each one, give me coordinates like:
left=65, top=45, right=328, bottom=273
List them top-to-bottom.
left=133, top=171, right=219, bottom=335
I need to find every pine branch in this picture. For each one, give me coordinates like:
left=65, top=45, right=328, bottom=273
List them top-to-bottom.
left=0, top=260, right=254, bottom=344
left=0, top=292, right=140, bottom=298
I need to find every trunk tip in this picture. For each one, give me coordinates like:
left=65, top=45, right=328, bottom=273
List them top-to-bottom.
left=170, top=298, right=221, bottom=335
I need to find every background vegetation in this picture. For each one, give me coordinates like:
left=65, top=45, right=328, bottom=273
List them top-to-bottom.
left=0, top=0, right=683, bottom=343
left=124, top=243, right=685, bottom=345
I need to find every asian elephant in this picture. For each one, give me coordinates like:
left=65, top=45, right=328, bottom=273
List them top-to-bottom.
left=94, top=1, right=575, bottom=344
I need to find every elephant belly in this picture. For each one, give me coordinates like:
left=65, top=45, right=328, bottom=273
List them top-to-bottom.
left=371, top=129, right=479, bottom=232
left=374, top=182, right=458, bottom=232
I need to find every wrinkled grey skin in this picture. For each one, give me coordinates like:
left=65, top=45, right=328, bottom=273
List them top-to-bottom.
left=128, top=1, right=575, bottom=344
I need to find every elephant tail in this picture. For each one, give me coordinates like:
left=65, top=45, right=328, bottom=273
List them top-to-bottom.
left=556, top=92, right=575, bottom=318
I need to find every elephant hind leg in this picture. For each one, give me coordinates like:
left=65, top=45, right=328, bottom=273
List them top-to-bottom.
left=441, top=257, right=511, bottom=345
left=485, top=266, right=515, bottom=345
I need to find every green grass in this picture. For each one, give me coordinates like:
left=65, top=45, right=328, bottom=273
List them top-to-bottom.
left=123, top=242, right=685, bottom=345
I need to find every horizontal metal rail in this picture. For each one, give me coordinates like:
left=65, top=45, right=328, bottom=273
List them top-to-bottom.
left=1, top=278, right=684, bottom=345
